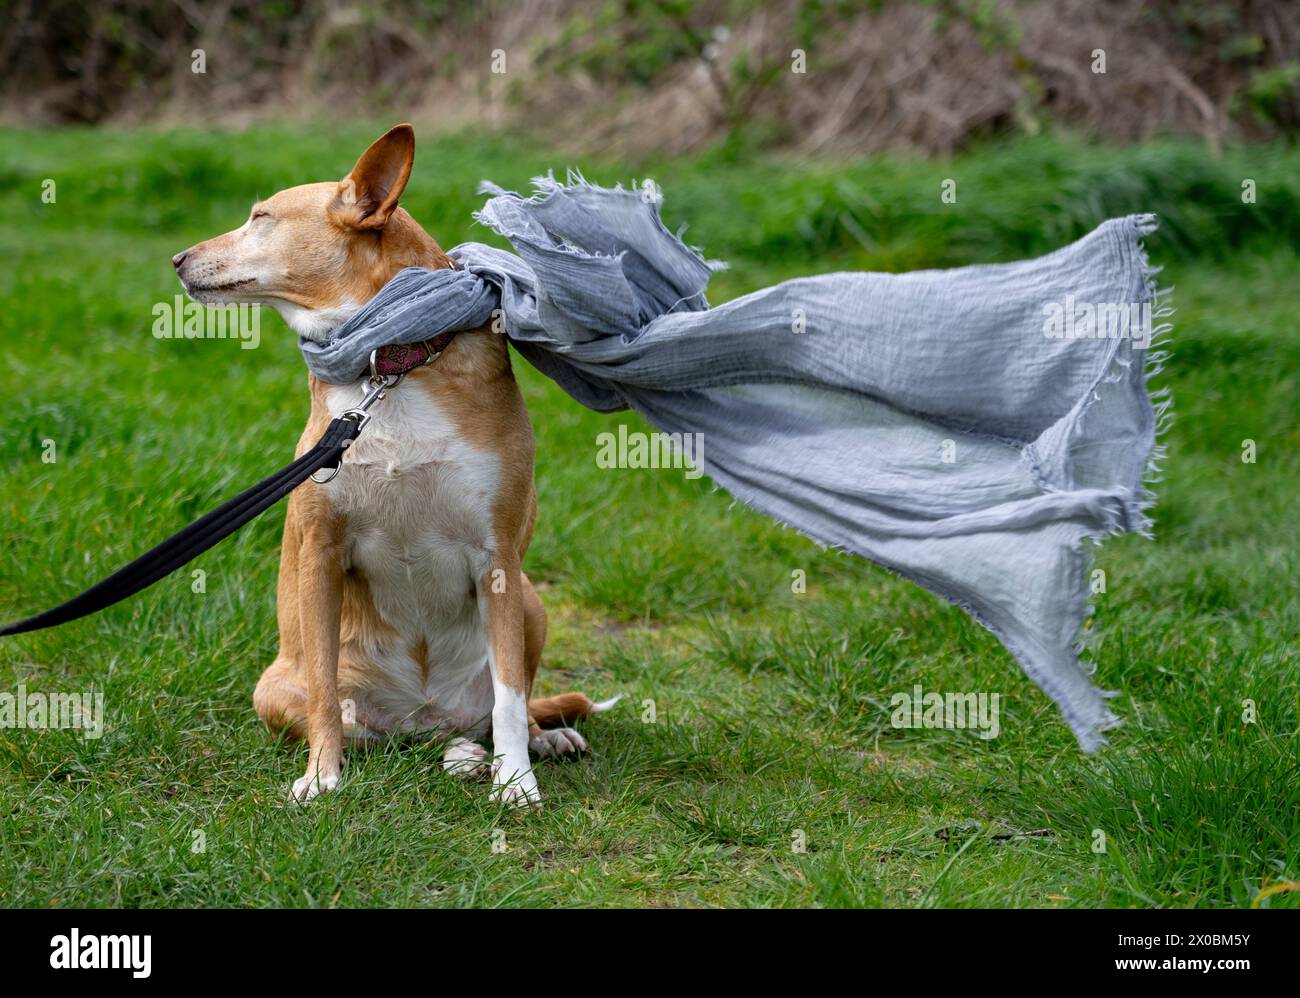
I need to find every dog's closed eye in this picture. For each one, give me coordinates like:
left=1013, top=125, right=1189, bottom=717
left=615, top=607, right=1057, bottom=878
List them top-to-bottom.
left=251, top=209, right=272, bottom=221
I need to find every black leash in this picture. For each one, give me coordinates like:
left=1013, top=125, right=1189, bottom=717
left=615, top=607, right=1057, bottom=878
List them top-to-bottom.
left=0, top=373, right=397, bottom=638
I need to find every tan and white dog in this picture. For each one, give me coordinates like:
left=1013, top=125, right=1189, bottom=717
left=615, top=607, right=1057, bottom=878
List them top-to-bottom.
left=173, top=124, right=611, bottom=807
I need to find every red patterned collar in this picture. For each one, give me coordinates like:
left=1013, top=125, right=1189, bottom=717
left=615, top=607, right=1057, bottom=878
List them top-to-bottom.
left=370, top=329, right=460, bottom=377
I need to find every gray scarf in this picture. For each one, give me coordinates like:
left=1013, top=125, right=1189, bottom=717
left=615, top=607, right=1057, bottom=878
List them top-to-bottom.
left=300, top=176, right=1170, bottom=752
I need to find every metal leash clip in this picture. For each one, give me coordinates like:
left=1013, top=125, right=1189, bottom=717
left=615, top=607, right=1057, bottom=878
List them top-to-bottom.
left=310, top=351, right=403, bottom=484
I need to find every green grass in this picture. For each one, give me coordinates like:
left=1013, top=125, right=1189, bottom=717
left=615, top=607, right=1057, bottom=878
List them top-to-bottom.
left=0, top=126, right=1296, bottom=908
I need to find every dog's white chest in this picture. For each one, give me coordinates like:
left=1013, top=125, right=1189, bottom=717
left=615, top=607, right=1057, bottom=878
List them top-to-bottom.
left=321, top=380, right=501, bottom=728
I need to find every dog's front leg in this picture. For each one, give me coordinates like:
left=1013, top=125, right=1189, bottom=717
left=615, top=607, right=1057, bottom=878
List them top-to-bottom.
left=289, top=516, right=346, bottom=802
left=478, top=559, right=540, bottom=808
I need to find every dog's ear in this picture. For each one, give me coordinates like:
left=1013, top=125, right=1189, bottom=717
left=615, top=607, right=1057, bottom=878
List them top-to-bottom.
left=333, top=124, right=415, bottom=230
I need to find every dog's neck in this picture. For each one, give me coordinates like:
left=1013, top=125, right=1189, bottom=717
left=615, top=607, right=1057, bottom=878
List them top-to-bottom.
left=280, top=212, right=453, bottom=344
left=278, top=299, right=363, bottom=341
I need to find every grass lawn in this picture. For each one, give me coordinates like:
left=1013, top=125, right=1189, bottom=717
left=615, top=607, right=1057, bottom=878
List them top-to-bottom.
left=0, top=126, right=1296, bottom=908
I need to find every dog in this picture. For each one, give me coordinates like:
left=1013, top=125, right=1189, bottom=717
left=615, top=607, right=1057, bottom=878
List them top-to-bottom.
left=172, top=124, right=612, bottom=807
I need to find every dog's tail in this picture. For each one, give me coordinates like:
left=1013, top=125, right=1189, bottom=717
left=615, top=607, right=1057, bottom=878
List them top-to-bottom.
left=528, top=692, right=621, bottom=728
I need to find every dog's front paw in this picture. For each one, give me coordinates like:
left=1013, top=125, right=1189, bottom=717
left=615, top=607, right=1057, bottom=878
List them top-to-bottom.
left=529, top=727, right=589, bottom=758
left=442, top=737, right=491, bottom=779
left=490, top=761, right=542, bottom=810
left=289, top=768, right=340, bottom=803
left=490, top=780, right=543, bottom=809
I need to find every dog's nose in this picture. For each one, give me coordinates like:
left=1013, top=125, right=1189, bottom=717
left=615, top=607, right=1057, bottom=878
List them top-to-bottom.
left=172, top=250, right=190, bottom=271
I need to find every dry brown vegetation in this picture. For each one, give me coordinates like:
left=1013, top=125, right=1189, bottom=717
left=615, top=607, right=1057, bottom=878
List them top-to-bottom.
left=3, top=0, right=1297, bottom=154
